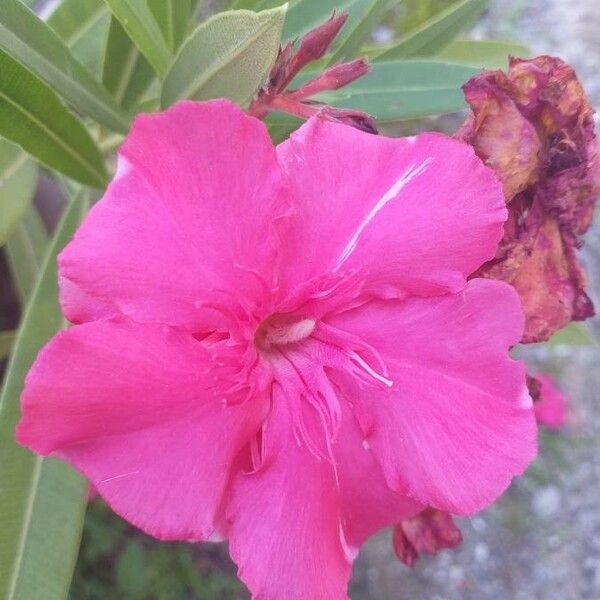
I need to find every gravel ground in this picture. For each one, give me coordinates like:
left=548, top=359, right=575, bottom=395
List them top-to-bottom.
left=352, top=1, right=600, bottom=598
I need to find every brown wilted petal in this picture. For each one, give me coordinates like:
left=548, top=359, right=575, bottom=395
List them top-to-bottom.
left=460, top=56, right=599, bottom=343
left=457, top=72, right=542, bottom=201
left=318, top=106, right=378, bottom=134
left=477, top=200, right=594, bottom=342
left=526, top=373, right=542, bottom=402
left=392, top=508, right=463, bottom=567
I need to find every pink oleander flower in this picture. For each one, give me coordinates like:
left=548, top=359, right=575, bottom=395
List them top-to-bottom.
left=17, top=100, right=537, bottom=599
left=533, top=373, right=569, bottom=430
left=393, top=508, right=463, bottom=567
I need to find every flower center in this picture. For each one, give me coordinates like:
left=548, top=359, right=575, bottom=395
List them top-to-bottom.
left=254, top=313, right=316, bottom=351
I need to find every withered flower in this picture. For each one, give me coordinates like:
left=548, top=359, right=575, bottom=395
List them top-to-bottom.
left=457, top=56, right=599, bottom=342
left=393, top=508, right=463, bottom=567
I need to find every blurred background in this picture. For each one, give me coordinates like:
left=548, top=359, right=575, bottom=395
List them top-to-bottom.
left=1, top=0, right=598, bottom=598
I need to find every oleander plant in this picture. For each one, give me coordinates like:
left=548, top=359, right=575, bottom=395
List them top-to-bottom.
left=0, top=1, right=597, bottom=599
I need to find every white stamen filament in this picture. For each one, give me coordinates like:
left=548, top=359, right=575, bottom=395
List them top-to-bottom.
left=349, top=351, right=394, bottom=388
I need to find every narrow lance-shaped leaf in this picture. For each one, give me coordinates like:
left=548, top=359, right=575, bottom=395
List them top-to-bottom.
left=0, top=0, right=129, bottom=133
left=47, top=0, right=111, bottom=78
left=103, top=0, right=173, bottom=77
left=148, top=0, right=192, bottom=52
left=229, top=0, right=265, bottom=9
left=282, top=0, right=357, bottom=41
left=328, top=0, right=391, bottom=63
left=376, top=0, right=488, bottom=60
left=162, top=6, right=287, bottom=107
left=102, top=17, right=155, bottom=109
left=437, top=39, right=530, bottom=69
left=0, top=50, right=108, bottom=188
left=271, top=59, right=478, bottom=124
left=0, top=139, right=38, bottom=247
left=0, top=193, right=89, bottom=600
left=5, top=206, right=49, bottom=306
left=547, top=323, right=596, bottom=347
left=0, top=330, right=16, bottom=361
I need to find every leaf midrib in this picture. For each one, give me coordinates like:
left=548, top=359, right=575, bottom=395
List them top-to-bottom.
left=378, top=0, right=484, bottom=59
left=63, top=5, right=109, bottom=47
left=176, top=14, right=281, bottom=101
left=0, top=23, right=129, bottom=132
left=114, top=43, right=141, bottom=104
left=320, top=84, right=469, bottom=96
left=0, top=87, right=105, bottom=186
left=0, top=151, right=29, bottom=183
left=5, top=457, right=42, bottom=600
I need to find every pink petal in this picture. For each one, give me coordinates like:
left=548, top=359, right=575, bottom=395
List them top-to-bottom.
left=60, top=100, right=286, bottom=328
left=275, top=118, right=506, bottom=299
left=328, top=279, right=537, bottom=514
left=17, top=318, right=267, bottom=540
left=534, top=373, right=569, bottom=430
left=227, top=391, right=352, bottom=600
left=334, top=401, right=423, bottom=547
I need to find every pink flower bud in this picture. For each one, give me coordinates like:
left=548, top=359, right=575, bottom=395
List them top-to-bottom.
left=288, top=12, right=348, bottom=75
left=289, top=58, right=370, bottom=99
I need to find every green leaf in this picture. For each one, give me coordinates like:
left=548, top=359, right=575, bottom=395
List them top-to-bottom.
left=0, top=0, right=129, bottom=133
left=47, top=0, right=111, bottom=78
left=103, top=0, right=173, bottom=77
left=148, top=0, right=192, bottom=52
left=229, top=0, right=263, bottom=8
left=282, top=0, right=356, bottom=40
left=328, top=0, right=391, bottom=63
left=376, top=0, right=488, bottom=60
left=161, top=6, right=286, bottom=107
left=102, top=17, right=155, bottom=109
left=437, top=39, right=530, bottom=69
left=0, top=50, right=108, bottom=188
left=282, top=59, right=478, bottom=123
left=267, top=115, right=301, bottom=143
left=0, top=139, right=38, bottom=247
left=0, top=194, right=88, bottom=600
left=5, top=206, right=49, bottom=306
left=547, top=323, right=596, bottom=347
left=0, top=330, right=16, bottom=360
left=116, top=541, right=148, bottom=599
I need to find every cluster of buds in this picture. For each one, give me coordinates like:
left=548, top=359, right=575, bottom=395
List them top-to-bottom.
left=249, top=13, right=377, bottom=133
left=458, top=56, right=600, bottom=343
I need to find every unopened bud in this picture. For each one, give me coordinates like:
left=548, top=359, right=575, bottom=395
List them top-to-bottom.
left=287, top=13, right=349, bottom=81
left=290, top=58, right=370, bottom=99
